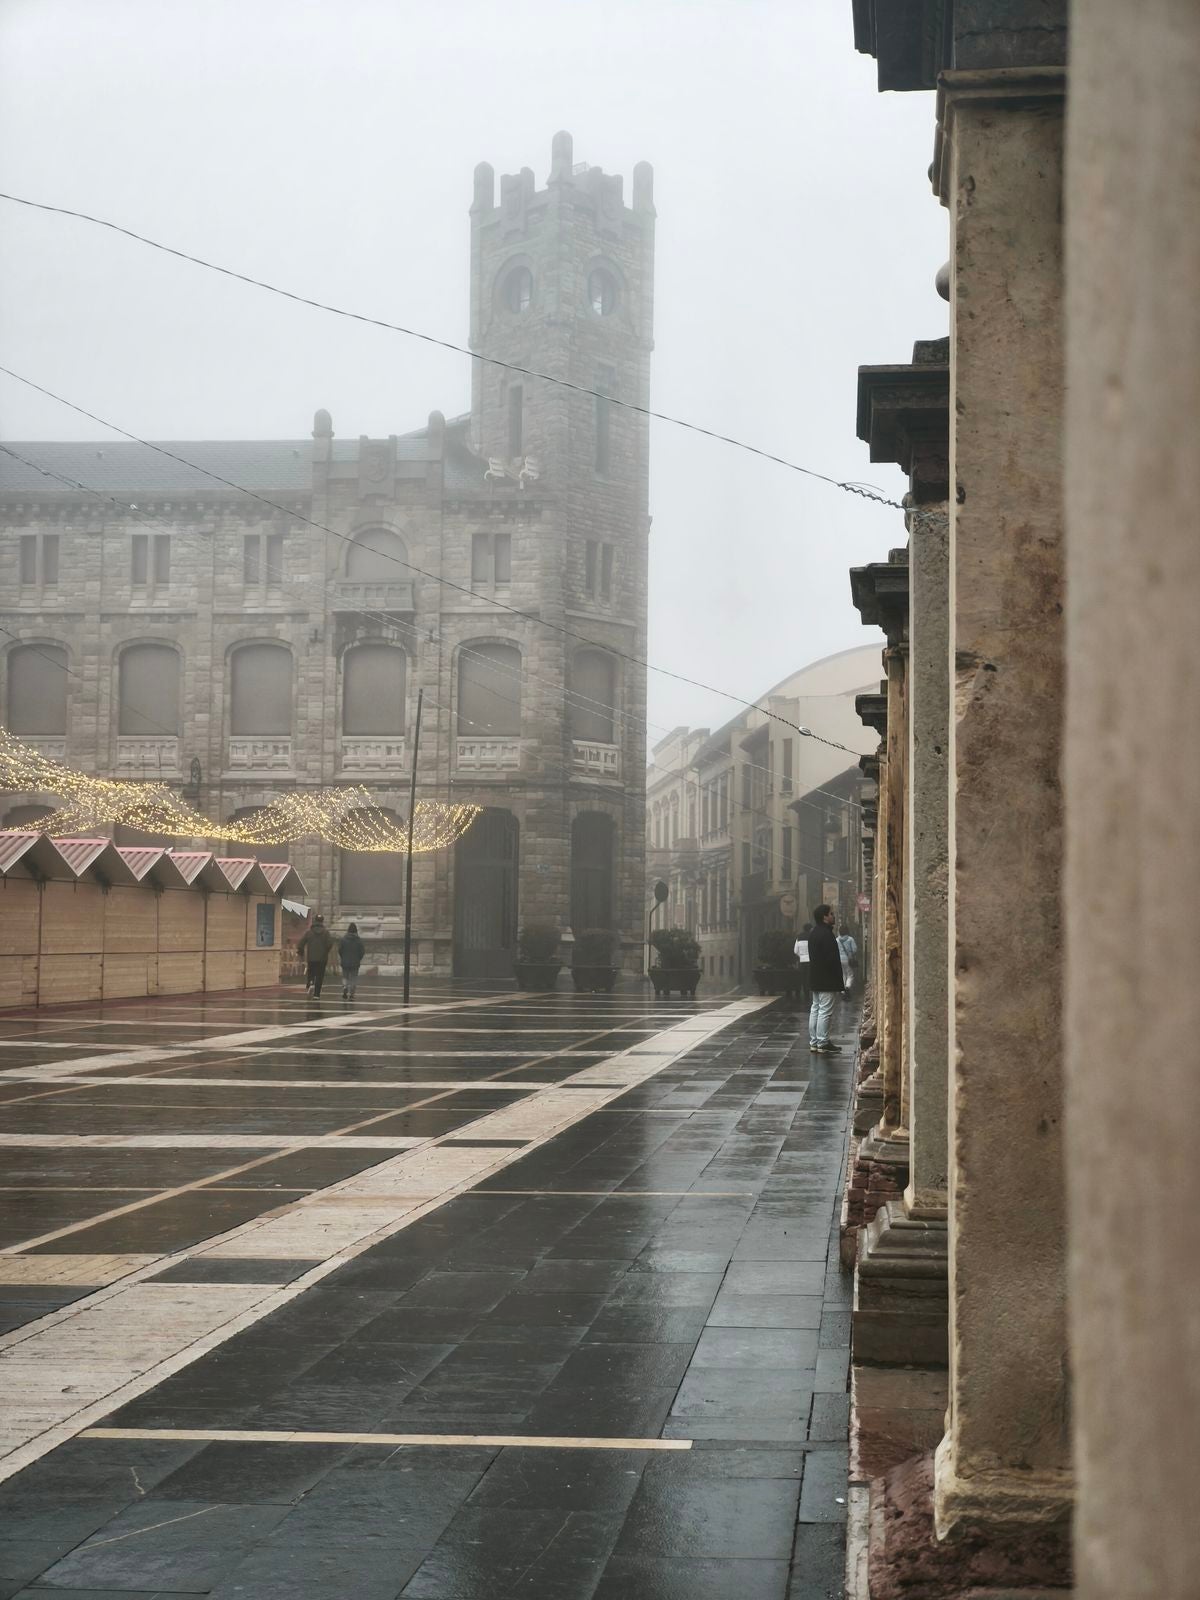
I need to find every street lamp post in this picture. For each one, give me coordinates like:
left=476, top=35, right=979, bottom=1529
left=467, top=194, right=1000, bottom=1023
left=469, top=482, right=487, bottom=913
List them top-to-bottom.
left=646, top=878, right=669, bottom=978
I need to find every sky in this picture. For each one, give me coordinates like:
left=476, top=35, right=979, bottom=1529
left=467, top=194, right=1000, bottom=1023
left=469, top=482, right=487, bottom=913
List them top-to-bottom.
left=0, top=0, right=947, bottom=737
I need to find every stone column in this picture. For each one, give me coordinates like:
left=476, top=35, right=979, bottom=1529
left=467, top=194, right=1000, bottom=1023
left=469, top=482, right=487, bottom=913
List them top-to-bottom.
left=1064, top=5, right=1200, bottom=1596
left=934, top=67, right=1073, bottom=1540
left=851, top=348, right=951, bottom=1372
left=903, top=499, right=949, bottom=1215
left=850, top=560, right=910, bottom=1156
left=878, top=642, right=906, bottom=1136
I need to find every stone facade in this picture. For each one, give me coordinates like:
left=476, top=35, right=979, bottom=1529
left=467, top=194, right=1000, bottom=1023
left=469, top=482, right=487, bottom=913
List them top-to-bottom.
left=0, top=134, right=654, bottom=976
left=645, top=649, right=878, bottom=985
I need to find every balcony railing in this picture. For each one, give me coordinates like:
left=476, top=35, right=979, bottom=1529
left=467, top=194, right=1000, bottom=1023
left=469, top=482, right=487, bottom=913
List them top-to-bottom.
left=331, top=580, right=415, bottom=614
left=20, top=736, right=66, bottom=762
left=115, top=736, right=181, bottom=776
left=339, top=736, right=406, bottom=774
left=226, top=737, right=293, bottom=773
left=455, top=737, right=523, bottom=773
left=572, top=740, right=621, bottom=779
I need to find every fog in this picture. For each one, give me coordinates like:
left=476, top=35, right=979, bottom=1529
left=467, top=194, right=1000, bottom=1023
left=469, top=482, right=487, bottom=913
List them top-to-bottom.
left=0, top=0, right=946, bottom=734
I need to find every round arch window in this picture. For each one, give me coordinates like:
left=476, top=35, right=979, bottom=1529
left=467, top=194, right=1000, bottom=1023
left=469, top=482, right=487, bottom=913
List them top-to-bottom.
left=502, top=266, right=533, bottom=314
left=588, top=268, right=619, bottom=316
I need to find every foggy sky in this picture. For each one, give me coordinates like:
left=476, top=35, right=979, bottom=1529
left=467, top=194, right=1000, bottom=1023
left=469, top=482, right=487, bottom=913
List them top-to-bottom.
left=0, top=0, right=946, bottom=737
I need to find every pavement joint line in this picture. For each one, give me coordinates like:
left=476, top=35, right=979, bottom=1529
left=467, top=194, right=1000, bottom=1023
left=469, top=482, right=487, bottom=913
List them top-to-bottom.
left=0, top=992, right=528, bottom=1082
left=0, top=996, right=769, bottom=1482
left=0, top=1017, right=641, bottom=1252
left=81, top=1427, right=693, bottom=1451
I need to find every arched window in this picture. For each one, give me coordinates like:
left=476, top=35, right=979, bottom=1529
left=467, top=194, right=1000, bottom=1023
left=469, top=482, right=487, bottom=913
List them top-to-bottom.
left=502, top=265, right=533, bottom=313
left=588, top=267, right=619, bottom=316
left=346, top=527, right=408, bottom=584
left=458, top=642, right=521, bottom=736
left=6, top=644, right=67, bottom=734
left=118, top=644, right=180, bottom=736
left=230, top=644, right=292, bottom=736
left=343, top=644, right=406, bottom=736
left=570, top=649, right=616, bottom=743
left=2, top=803, right=56, bottom=831
left=225, top=807, right=289, bottom=865
left=340, top=808, right=403, bottom=905
left=571, top=813, right=615, bottom=933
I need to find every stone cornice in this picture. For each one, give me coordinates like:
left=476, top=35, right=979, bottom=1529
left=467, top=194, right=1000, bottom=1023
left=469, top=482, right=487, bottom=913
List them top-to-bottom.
left=852, top=3, right=1066, bottom=95
left=856, top=353, right=950, bottom=504
left=850, top=561, right=910, bottom=645
left=856, top=693, right=888, bottom=739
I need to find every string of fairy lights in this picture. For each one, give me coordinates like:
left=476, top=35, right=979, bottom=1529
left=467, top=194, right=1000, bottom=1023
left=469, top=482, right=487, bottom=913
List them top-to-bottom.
left=0, top=727, right=480, bottom=853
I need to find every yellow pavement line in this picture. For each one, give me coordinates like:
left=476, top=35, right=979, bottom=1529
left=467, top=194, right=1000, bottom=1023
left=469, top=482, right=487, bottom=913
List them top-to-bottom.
left=83, top=1426, right=692, bottom=1451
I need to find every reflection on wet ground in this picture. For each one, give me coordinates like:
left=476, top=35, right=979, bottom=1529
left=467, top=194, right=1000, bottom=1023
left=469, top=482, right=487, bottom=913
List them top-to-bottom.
left=0, top=978, right=855, bottom=1598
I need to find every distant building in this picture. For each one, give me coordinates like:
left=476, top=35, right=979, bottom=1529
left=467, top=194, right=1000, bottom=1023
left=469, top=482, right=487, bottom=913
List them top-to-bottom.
left=0, top=134, right=656, bottom=976
left=645, top=646, right=878, bottom=983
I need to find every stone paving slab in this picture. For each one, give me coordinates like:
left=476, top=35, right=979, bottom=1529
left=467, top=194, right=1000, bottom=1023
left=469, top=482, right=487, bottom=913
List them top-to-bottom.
left=0, top=983, right=856, bottom=1598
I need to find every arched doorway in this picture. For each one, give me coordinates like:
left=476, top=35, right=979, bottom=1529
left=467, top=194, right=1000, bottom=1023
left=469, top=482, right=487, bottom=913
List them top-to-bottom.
left=453, top=808, right=519, bottom=978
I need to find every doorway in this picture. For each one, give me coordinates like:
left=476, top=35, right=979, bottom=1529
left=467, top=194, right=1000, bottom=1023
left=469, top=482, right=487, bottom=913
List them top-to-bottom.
left=453, top=808, right=519, bottom=978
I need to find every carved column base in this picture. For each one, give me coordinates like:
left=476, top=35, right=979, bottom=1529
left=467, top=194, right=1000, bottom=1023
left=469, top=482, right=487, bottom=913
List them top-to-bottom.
left=853, top=1069, right=885, bottom=1134
left=842, top=1129, right=910, bottom=1265
left=854, top=1200, right=949, bottom=1368
left=864, top=1451, right=1072, bottom=1600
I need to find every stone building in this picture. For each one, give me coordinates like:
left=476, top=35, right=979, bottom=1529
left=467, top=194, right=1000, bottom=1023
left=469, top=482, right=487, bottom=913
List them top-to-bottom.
left=841, top=3, right=1200, bottom=1596
left=0, top=133, right=655, bottom=976
left=645, top=647, right=877, bottom=983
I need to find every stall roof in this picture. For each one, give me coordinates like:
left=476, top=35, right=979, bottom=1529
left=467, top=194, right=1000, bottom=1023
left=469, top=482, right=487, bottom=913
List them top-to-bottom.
left=0, top=834, right=308, bottom=896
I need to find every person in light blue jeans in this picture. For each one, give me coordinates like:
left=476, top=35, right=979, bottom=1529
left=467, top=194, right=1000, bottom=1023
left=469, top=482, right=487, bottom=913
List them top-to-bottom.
left=806, top=904, right=845, bottom=1053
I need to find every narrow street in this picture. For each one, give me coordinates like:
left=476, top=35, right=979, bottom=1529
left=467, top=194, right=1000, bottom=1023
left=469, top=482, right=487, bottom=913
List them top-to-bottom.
left=0, top=982, right=853, bottom=1599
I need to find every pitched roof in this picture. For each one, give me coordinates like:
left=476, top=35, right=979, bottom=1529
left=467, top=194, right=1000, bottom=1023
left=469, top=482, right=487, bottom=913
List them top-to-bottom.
left=0, top=441, right=313, bottom=495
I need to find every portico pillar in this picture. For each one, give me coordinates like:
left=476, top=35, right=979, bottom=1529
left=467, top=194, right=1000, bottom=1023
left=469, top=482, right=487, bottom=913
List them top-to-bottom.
left=1064, top=5, right=1200, bottom=1595
left=934, top=68, right=1072, bottom=1539
left=851, top=347, right=951, bottom=1373
left=904, top=501, right=949, bottom=1215
left=879, top=639, right=906, bottom=1137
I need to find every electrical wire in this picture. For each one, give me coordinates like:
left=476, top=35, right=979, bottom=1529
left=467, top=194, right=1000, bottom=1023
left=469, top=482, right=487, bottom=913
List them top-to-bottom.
left=0, top=189, right=904, bottom=517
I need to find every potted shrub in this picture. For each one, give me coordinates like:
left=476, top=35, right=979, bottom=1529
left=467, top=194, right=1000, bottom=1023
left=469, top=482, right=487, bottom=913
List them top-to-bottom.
left=514, top=921, right=563, bottom=990
left=649, top=927, right=703, bottom=998
left=571, top=928, right=619, bottom=993
left=754, top=928, right=800, bottom=997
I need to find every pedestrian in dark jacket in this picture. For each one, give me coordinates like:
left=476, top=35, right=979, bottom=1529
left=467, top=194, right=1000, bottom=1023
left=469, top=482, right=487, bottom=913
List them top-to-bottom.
left=807, top=904, right=845, bottom=1053
left=297, top=915, right=335, bottom=998
left=339, top=923, right=365, bottom=1000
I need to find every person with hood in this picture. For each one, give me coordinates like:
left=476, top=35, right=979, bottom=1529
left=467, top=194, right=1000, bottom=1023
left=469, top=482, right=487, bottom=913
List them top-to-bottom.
left=807, top=903, right=845, bottom=1053
left=297, top=914, right=335, bottom=999
left=339, top=922, right=365, bottom=1001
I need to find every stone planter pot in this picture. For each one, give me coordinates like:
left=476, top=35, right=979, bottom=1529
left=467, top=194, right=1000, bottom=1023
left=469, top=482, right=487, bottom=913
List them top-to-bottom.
left=514, top=961, right=562, bottom=991
left=571, top=964, right=618, bottom=993
left=649, top=965, right=702, bottom=998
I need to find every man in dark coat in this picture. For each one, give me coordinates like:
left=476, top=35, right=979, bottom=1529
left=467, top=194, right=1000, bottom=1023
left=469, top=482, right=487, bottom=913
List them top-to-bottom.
left=807, top=904, right=845, bottom=1053
left=297, top=914, right=335, bottom=999
left=338, top=922, right=365, bottom=1001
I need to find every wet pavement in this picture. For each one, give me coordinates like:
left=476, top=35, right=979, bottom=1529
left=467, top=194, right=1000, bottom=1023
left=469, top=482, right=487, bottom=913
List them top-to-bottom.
left=0, top=979, right=855, bottom=1598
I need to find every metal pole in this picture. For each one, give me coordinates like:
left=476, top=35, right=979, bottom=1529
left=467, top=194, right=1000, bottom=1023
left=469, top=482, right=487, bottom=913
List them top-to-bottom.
left=402, top=687, right=423, bottom=1005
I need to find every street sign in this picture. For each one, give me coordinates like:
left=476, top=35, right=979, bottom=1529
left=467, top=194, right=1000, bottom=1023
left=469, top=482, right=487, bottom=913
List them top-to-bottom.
left=856, top=892, right=871, bottom=913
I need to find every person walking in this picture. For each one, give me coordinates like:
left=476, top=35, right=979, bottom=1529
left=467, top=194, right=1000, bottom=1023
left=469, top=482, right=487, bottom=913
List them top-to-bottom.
left=807, top=903, right=845, bottom=1053
left=297, top=914, right=335, bottom=999
left=339, top=922, right=365, bottom=1001
left=837, top=927, right=858, bottom=995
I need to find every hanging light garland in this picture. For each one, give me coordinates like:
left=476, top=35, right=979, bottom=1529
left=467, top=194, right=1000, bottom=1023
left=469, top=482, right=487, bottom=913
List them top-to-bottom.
left=0, top=728, right=479, bottom=853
